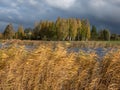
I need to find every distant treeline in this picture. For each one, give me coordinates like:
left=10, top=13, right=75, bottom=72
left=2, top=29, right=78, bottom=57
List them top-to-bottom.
left=0, top=17, right=119, bottom=41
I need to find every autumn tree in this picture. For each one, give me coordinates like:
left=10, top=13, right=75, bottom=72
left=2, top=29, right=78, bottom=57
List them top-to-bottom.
left=32, top=17, right=91, bottom=41
left=55, top=17, right=62, bottom=40
left=56, top=18, right=69, bottom=40
left=68, top=18, right=78, bottom=40
left=71, top=18, right=78, bottom=40
left=76, top=18, right=81, bottom=40
left=84, top=19, right=91, bottom=40
left=3, top=24, right=15, bottom=39
left=16, top=25, right=24, bottom=39
left=24, top=28, right=33, bottom=40
left=0, top=33, right=3, bottom=39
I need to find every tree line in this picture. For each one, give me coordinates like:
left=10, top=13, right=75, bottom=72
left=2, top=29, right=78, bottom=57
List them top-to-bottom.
left=0, top=17, right=118, bottom=41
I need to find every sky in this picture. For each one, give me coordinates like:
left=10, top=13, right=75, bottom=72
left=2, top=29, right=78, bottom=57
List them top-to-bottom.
left=0, top=0, right=120, bottom=33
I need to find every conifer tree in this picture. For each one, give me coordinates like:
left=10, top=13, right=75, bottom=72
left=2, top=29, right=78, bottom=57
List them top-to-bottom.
left=3, top=24, right=15, bottom=39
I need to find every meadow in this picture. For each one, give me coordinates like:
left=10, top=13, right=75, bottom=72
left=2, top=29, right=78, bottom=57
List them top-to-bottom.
left=0, top=40, right=120, bottom=90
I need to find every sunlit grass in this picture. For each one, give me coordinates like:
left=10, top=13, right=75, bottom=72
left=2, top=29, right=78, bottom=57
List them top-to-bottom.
left=0, top=42, right=120, bottom=90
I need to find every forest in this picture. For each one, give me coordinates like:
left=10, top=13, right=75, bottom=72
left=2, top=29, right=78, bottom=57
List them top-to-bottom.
left=0, top=17, right=118, bottom=41
left=0, top=17, right=120, bottom=90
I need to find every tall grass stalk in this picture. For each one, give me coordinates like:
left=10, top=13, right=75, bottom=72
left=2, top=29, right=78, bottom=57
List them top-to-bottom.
left=0, top=44, right=120, bottom=90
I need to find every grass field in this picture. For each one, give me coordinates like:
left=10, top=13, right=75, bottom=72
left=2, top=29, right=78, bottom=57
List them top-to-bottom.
left=0, top=40, right=120, bottom=90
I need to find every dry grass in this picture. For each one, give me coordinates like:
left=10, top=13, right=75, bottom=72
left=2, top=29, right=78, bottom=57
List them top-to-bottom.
left=0, top=43, right=120, bottom=90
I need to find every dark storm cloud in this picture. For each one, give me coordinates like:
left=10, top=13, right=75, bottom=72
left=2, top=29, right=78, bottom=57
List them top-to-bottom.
left=0, top=0, right=120, bottom=33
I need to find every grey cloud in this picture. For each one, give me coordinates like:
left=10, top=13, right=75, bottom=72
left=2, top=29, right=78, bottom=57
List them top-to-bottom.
left=0, top=0, right=120, bottom=33
left=44, top=0, right=76, bottom=10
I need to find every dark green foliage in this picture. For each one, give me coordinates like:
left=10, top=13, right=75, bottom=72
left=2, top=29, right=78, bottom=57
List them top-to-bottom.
left=33, top=21, right=57, bottom=40
left=32, top=22, right=42, bottom=40
left=91, top=25, right=98, bottom=40
left=24, top=28, right=33, bottom=40
left=98, top=29, right=111, bottom=41
left=104, top=30, right=111, bottom=41
left=110, top=34, right=120, bottom=41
